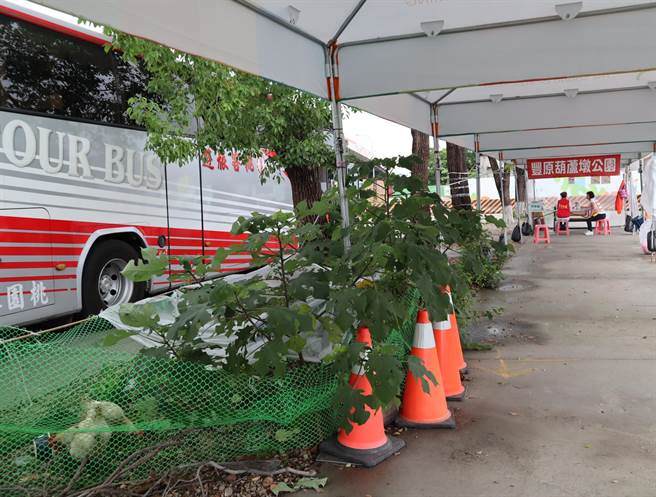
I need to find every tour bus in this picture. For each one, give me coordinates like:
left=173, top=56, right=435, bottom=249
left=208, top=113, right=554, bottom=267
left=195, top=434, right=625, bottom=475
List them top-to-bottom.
left=0, top=2, right=294, bottom=326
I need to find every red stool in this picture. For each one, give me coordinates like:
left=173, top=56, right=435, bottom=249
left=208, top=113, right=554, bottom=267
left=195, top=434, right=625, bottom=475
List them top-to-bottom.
left=594, top=218, right=611, bottom=236
left=555, top=219, right=570, bottom=236
left=533, top=224, right=551, bottom=244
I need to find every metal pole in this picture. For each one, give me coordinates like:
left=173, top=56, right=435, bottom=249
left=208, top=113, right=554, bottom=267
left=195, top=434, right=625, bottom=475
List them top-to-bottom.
left=326, top=47, right=351, bottom=252
left=430, top=104, right=441, bottom=197
left=475, top=134, right=481, bottom=211
left=499, top=155, right=507, bottom=244
left=639, top=158, right=644, bottom=217
left=513, top=162, right=521, bottom=230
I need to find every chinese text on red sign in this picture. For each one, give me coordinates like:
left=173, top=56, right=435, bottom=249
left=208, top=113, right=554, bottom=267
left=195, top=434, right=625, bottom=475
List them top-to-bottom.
left=527, top=154, right=621, bottom=179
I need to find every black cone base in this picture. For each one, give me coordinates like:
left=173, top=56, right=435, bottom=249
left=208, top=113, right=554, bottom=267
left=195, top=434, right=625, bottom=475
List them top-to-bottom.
left=446, top=386, right=466, bottom=402
left=395, top=412, right=456, bottom=430
left=318, top=435, right=405, bottom=468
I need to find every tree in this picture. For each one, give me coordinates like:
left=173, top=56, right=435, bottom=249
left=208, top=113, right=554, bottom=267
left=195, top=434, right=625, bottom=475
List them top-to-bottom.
left=105, top=29, right=334, bottom=210
left=410, top=129, right=430, bottom=189
left=446, top=142, right=472, bottom=210
left=429, top=146, right=476, bottom=187
left=488, top=157, right=513, bottom=223
left=489, top=157, right=509, bottom=202
left=516, top=163, right=528, bottom=203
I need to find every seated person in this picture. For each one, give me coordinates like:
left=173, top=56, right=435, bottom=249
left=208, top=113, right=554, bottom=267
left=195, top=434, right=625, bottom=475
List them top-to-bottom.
left=583, top=191, right=606, bottom=236
left=556, top=192, right=571, bottom=230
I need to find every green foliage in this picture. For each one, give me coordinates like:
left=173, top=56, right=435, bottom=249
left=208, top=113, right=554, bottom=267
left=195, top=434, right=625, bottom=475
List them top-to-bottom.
left=105, top=29, right=335, bottom=180
left=428, top=147, right=477, bottom=186
left=116, top=155, right=506, bottom=430
left=121, top=247, right=168, bottom=282
left=271, top=477, right=328, bottom=495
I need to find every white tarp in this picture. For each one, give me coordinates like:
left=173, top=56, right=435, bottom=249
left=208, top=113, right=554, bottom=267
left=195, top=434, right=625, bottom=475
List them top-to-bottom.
left=23, top=0, right=656, bottom=161
left=641, top=156, right=656, bottom=218
left=99, top=266, right=334, bottom=363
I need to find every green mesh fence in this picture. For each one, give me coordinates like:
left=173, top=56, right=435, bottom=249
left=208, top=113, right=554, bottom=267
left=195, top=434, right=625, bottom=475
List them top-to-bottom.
left=0, top=290, right=419, bottom=496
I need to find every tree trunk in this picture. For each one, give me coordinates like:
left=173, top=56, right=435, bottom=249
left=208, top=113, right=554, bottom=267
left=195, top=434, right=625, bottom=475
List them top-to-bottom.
left=410, top=129, right=430, bottom=189
left=446, top=142, right=472, bottom=210
left=489, top=156, right=513, bottom=223
left=488, top=157, right=511, bottom=204
left=516, top=164, right=528, bottom=203
left=285, top=165, right=323, bottom=210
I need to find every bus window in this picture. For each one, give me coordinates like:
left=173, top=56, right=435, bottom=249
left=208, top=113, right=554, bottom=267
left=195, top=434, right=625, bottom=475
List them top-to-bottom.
left=0, top=14, right=119, bottom=124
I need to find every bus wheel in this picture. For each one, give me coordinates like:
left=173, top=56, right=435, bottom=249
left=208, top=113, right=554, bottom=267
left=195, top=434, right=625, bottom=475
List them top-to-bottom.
left=81, top=239, right=146, bottom=316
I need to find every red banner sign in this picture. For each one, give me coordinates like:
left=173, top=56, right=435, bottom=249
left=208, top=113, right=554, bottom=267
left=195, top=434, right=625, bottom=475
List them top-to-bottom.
left=527, top=154, right=621, bottom=179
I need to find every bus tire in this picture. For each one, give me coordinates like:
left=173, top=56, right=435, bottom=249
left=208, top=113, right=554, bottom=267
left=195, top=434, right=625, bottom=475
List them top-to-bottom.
left=80, top=239, right=146, bottom=316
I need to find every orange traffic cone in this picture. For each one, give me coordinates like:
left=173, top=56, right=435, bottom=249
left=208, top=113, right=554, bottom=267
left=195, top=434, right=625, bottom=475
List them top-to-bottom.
left=441, top=286, right=467, bottom=373
left=396, top=310, right=455, bottom=429
left=433, top=315, right=466, bottom=401
left=319, top=325, right=405, bottom=467
left=348, top=325, right=373, bottom=385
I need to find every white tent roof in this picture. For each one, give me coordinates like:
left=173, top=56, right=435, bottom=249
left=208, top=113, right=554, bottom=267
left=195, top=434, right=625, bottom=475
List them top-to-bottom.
left=33, top=0, right=656, bottom=161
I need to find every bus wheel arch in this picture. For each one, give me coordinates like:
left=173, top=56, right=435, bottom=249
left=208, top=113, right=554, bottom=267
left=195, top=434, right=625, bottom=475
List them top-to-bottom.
left=77, top=229, right=148, bottom=317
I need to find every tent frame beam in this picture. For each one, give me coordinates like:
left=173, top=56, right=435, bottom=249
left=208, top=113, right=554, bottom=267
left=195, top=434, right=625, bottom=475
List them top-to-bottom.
left=230, top=0, right=326, bottom=45
left=328, top=0, right=367, bottom=46
left=337, top=3, right=656, bottom=49
left=438, top=84, right=654, bottom=108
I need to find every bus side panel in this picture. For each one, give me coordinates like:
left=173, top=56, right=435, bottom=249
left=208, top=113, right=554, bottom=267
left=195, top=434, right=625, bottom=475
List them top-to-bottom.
left=0, top=111, right=169, bottom=325
left=200, top=153, right=294, bottom=275
left=163, top=161, right=203, bottom=287
left=0, top=208, right=60, bottom=324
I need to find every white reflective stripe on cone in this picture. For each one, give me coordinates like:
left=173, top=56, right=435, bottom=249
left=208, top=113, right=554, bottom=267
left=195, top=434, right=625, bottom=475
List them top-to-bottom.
left=433, top=319, right=451, bottom=331
left=412, top=322, right=436, bottom=349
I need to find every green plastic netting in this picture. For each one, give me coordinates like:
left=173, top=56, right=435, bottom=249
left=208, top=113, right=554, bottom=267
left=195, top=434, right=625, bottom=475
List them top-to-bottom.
left=0, top=291, right=418, bottom=496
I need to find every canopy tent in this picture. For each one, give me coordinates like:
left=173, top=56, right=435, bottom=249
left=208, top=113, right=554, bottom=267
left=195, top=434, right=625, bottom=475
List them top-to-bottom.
left=30, top=0, right=656, bottom=225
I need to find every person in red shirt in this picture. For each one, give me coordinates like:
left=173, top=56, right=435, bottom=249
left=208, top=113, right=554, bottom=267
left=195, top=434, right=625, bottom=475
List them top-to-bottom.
left=556, top=192, right=571, bottom=231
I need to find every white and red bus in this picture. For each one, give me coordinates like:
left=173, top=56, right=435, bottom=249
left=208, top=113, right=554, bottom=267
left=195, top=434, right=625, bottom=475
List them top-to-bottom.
left=0, top=2, right=293, bottom=326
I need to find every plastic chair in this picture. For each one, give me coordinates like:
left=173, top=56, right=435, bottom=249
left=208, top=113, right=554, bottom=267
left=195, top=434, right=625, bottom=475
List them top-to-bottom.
left=555, top=218, right=570, bottom=236
left=594, top=218, right=611, bottom=236
left=533, top=224, right=551, bottom=244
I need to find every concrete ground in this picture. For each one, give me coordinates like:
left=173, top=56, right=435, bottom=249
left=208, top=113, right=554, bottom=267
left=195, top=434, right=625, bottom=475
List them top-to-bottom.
left=309, top=231, right=656, bottom=497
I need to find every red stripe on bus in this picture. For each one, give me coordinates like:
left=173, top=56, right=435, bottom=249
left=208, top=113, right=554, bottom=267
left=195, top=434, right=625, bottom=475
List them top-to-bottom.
left=0, top=216, right=249, bottom=243
left=0, top=231, right=90, bottom=244
left=0, top=246, right=81, bottom=256
left=0, top=261, right=78, bottom=269
left=0, top=274, right=76, bottom=283
left=0, top=287, right=72, bottom=297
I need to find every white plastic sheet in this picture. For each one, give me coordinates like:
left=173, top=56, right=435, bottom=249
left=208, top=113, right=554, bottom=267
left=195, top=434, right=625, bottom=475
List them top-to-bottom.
left=640, top=156, right=656, bottom=217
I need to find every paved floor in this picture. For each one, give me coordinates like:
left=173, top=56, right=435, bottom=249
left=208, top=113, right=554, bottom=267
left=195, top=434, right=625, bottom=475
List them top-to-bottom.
left=309, top=231, right=656, bottom=497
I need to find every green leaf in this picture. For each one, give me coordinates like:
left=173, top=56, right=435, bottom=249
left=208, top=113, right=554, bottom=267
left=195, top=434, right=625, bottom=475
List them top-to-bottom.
left=122, top=247, right=169, bottom=281
left=210, top=248, right=232, bottom=270
left=118, top=303, right=160, bottom=329
left=103, top=328, right=133, bottom=346
left=287, top=335, right=306, bottom=354
left=407, top=355, right=438, bottom=394
left=274, top=428, right=300, bottom=442
left=296, top=477, right=328, bottom=491
left=271, top=482, right=294, bottom=496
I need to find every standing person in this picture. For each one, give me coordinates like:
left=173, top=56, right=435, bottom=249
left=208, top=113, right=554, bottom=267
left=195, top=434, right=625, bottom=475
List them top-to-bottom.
left=583, top=191, right=606, bottom=236
left=556, top=192, right=571, bottom=231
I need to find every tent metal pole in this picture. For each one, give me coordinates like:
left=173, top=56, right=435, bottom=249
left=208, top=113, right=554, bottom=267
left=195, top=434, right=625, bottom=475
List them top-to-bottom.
left=327, top=48, right=351, bottom=252
left=430, top=103, right=441, bottom=197
left=475, top=134, right=481, bottom=211
left=498, top=153, right=507, bottom=244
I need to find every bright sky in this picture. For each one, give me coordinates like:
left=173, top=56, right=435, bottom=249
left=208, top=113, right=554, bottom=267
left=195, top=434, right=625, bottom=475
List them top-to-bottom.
left=343, top=111, right=412, bottom=159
